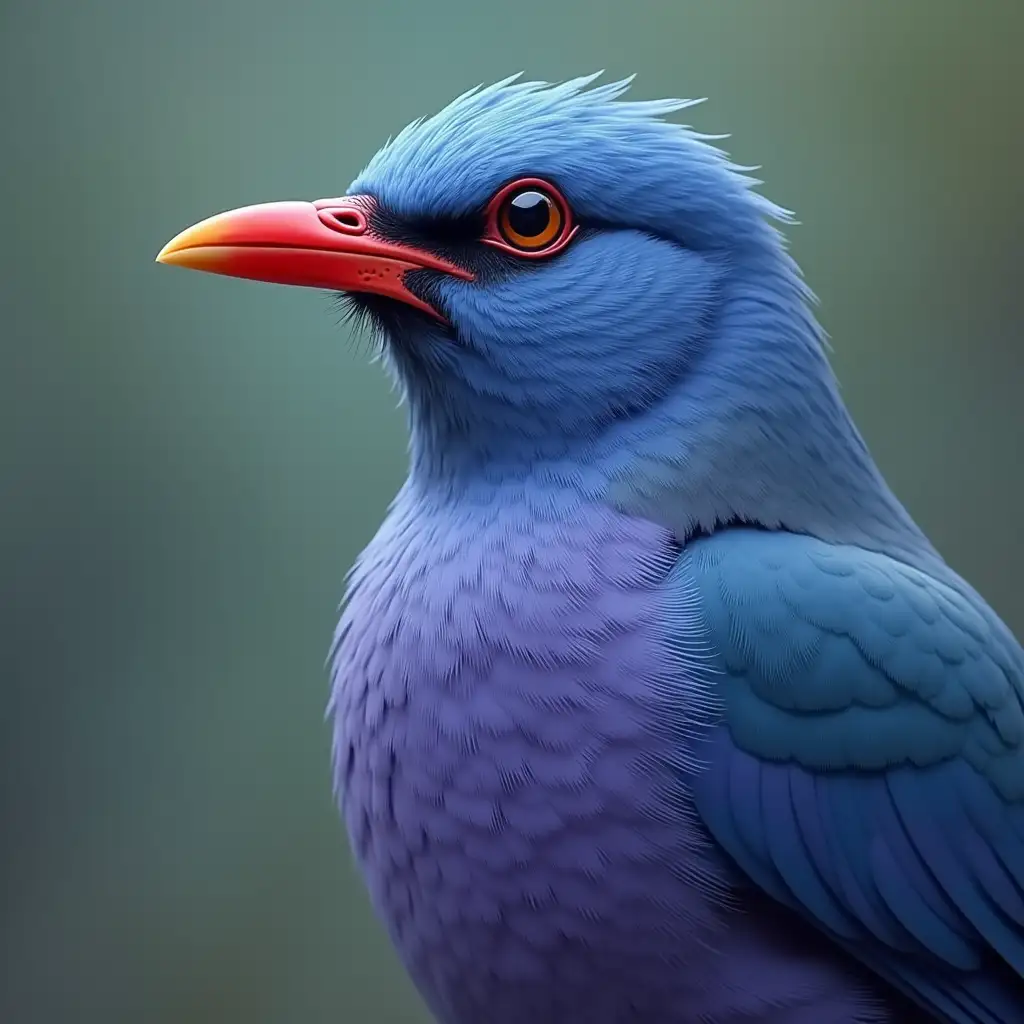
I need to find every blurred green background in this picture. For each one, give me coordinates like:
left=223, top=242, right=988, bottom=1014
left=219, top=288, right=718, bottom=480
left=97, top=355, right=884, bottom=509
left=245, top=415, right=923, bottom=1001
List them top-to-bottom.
left=1, top=1, right=1021, bottom=1021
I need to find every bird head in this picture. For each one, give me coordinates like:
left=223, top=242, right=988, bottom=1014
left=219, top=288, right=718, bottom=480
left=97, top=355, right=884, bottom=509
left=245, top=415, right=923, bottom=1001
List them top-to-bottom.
left=158, top=75, right=925, bottom=555
left=158, top=76, right=789, bottom=447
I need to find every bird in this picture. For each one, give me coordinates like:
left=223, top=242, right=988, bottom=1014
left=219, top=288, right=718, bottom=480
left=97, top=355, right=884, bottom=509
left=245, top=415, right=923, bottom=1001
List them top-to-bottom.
left=156, top=74, right=1024, bottom=1024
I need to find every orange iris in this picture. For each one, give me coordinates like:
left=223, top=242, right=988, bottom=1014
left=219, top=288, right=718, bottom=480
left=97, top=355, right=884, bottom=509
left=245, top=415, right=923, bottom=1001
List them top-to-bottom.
left=498, top=189, right=563, bottom=251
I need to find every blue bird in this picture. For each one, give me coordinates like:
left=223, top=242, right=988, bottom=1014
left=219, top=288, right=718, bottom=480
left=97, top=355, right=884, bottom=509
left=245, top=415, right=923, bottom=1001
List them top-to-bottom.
left=157, top=75, right=1024, bottom=1023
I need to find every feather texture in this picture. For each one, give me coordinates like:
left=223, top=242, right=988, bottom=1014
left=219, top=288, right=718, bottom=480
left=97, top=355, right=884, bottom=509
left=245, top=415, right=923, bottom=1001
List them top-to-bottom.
left=315, top=75, right=1024, bottom=1022
left=685, top=529, right=1024, bottom=1022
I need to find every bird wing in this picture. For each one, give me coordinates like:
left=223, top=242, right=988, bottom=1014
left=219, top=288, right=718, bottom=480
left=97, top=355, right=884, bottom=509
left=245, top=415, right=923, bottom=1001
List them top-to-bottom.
left=679, top=529, right=1024, bottom=1024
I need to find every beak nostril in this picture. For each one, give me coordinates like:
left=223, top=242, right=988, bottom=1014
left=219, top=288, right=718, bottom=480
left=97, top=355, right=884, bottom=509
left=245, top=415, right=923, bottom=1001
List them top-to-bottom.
left=321, top=207, right=369, bottom=235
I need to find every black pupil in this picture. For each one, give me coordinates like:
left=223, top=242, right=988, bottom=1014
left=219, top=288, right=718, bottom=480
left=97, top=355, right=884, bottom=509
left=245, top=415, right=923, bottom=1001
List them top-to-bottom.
left=506, top=190, right=552, bottom=241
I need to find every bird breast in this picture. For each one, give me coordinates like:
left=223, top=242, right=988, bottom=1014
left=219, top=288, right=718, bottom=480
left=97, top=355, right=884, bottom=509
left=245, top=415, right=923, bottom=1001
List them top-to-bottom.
left=327, top=487, right=718, bottom=1019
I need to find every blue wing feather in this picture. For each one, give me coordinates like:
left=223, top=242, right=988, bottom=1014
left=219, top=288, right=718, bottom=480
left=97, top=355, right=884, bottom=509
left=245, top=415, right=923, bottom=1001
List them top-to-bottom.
left=681, top=529, right=1024, bottom=1023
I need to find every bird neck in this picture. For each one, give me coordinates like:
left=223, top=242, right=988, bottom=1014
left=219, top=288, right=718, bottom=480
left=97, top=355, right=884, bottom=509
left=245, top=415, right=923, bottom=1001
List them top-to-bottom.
left=396, top=258, right=943, bottom=578
left=403, top=377, right=596, bottom=485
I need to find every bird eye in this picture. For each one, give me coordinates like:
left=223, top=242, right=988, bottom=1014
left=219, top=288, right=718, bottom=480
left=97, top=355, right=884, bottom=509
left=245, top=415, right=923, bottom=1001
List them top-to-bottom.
left=482, top=178, right=577, bottom=259
left=500, top=189, right=561, bottom=249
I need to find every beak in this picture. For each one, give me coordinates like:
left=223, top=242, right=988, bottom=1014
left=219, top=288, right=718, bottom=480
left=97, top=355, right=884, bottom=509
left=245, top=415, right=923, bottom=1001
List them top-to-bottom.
left=156, top=197, right=473, bottom=322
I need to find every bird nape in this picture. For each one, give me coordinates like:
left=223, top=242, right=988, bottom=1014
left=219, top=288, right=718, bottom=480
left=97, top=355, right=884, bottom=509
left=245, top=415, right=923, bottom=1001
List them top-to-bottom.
left=157, top=75, right=1024, bottom=1024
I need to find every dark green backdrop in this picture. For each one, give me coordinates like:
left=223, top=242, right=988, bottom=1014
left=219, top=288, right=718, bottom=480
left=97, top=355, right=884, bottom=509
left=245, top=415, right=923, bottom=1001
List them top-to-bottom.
left=2, top=2, right=1021, bottom=1021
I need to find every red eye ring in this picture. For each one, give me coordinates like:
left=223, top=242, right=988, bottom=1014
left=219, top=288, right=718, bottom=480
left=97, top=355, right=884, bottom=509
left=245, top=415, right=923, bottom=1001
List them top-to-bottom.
left=481, top=177, right=578, bottom=259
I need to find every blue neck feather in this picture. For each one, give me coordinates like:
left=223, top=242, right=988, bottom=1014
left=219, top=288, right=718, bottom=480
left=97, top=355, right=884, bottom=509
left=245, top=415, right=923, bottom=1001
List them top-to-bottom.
left=389, top=245, right=939, bottom=577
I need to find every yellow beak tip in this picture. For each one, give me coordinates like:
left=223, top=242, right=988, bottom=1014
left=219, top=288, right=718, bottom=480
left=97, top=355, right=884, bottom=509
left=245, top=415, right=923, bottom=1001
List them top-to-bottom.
left=156, top=229, right=192, bottom=263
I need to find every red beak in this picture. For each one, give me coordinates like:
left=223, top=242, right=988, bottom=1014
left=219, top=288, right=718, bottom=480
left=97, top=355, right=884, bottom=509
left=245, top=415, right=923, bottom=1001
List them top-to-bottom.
left=156, top=196, right=473, bottom=322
